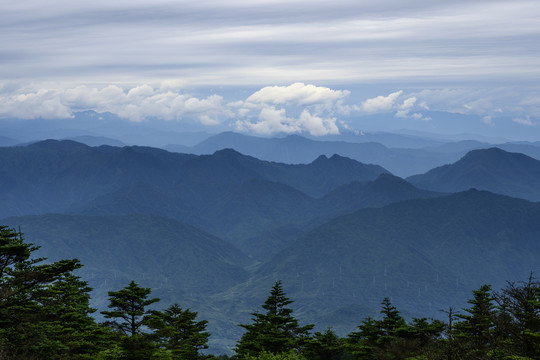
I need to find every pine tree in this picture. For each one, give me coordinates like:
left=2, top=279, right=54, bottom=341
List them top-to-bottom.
left=0, top=225, right=81, bottom=358
left=31, top=273, right=116, bottom=359
left=101, top=280, right=160, bottom=359
left=101, top=280, right=160, bottom=337
left=235, top=281, right=313, bottom=358
left=454, top=284, right=497, bottom=358
left=347, top=298, right=443, bottom=360
left=148, top=303, right=212, bottom=359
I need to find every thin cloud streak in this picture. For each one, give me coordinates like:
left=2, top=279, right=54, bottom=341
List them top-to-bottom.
left=1, top=0, right=539, bottom=85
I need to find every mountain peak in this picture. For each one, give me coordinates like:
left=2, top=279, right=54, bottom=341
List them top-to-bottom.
left=27, top=139, right=90, bottom=151
left=408, top=147, right=540, bottom=201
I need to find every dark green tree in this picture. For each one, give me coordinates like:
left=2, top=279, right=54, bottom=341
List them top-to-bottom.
left=0, top=225, right=81, bottom=358
left=16, top=272, right=116, bottom=359
left=495, top=274, right=540, bottom=358
left=101, top=280, right=160, bottom=359
left=101, top=280, right=160, bottom=337
left=235, top=281, right=313, bottom=358
left=454, top=284, right=497, bottom=359
left=347, top=298, right=443, bottom=360
left=148, top=303, right=212, bottom=359
left=347, top=316, right=381, bottom=359
left=303, top=328, right=347, bottom=360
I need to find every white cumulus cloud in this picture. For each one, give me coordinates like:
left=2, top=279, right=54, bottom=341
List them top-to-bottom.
left=232, top=83, right=352, bottom=136
left=246, top=83, right=350, bottom=106
left=0, top=84, right=226, bottom=125
left=0, top=89, right=72, bottom=119
left=361, top=90, right=403, bottom=112
left=235, top=106, right=339, bottom=136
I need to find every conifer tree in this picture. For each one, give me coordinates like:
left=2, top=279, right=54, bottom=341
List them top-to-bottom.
left=0, top=225, right=81, bottom=358
left=496, top=274, right=540, bottom=358
left=101, top=280, right=160, bottom=359
left=101, top=280, right=160, bottom=337
left=235, top=281, right=313, bottom=358
left=454, top=284, right=497, bottom=358
left=148, top=303, right=212, bottom=359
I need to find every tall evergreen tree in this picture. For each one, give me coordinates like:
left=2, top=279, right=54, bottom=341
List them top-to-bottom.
left=0, top=225, right=81, bottom=358
left=101, top=280, right=160, bottom=359
left=101, top=280, right=160, bottom=337
left=235, top=281, right=313, bottom=358
left=454, top=284, right=497, bottom=358
left=347, top=298, right=443, bottom=360
left=148, top=303, right=212, bottom=359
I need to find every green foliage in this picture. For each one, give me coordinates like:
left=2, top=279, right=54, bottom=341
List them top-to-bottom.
left=0, top=225, right=88, bottom=358
left=494, top=274, right=540, bottom=359
left=101, top=280, right=160, bottom=336
left=235, top=281, right=313, bottom=358
left=454, top=284, right=497, bottom=358
left=346, top=297, right=443, bottom=360
left=148, top=303, right=212, bottom=359
left=303, top=328, right=348, bottom=360
left=243, top=350, right=307, bottom=360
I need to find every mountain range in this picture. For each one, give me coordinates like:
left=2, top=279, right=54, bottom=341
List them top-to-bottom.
left=1, top=138, right=540, bottom=353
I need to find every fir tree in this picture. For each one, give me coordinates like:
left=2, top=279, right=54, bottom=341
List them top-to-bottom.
left=0, top=225, right=81, bottom=358
left=101, top=280, right=160, bottom=359
left=235, top=281, right=313, bottom=358
left=454, top=284, right=497, bottom=358
left=148, top=303, right=212, bottom=359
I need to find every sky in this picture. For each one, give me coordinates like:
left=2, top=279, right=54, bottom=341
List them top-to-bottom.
left=1, top=0, right=540, bottom=140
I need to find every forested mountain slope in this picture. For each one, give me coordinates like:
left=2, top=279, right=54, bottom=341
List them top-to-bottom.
left=407, top=147, right=540, bottom=201
left=223, top=189, right=540, bottom=335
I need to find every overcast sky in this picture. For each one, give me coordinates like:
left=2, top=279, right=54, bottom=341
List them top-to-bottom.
left=1, top=0, right=539, bottom=139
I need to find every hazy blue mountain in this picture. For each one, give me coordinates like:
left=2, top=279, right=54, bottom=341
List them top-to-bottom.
left=0, top=111, right=214, bottom=147
left=308, top=130, right=447, bottom=148
left=186, top=132, right=464, bottom=177
left=64, top=135, right=126, bottom=147
left=0, top=136, right=20, bottom=146
left=0, top=139, right=389, bottom=230
left=423, top=139, right=489, bottom=153
left=0, top=140, right=195, bottom=218
left=421, top=140, right=540, bottom=162
left=496, top=142, right=540, bottom=161
left=407, top=147, right=540, bottom=201
left=153, top=148, right=389, bottom=198
left=316, top=173, right=442, bottom=217
left=221, top=189, right=540, bottom=337
left=1, top=213, right=252, bottom=310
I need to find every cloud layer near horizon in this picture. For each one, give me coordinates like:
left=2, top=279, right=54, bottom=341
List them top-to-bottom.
left=1, top=1, right=539, bottom=137
left=2, top=82, right=538, bottom=137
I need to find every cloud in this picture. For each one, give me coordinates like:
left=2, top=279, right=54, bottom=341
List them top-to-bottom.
left=1, top=0, right=539, bottom=89
left=232, top=83, right=351, bottom=136
left=246, top=83, right=350, bottom=106
left=0, top=84, right=225, bottom=124
left=0, top=89, right=72, bottom=119
left=361, top=90, right=403, bottom=112
left=400, top=96, right=416, bottom=110
left=234, top=106, right=339, bottom=136
left=235, top=106, right=297, bottom=135
left=298, top=109, right=339, bottom=136
left=513, top=116, right=534, bottom=126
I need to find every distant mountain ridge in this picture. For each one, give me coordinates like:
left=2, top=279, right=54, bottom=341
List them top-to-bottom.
left=166, top=131, right=540, bottom=177
left=177, top=132, right=458, bottom=177
left=0, top=136, right=20, bottom=146
left=407, top=147, right=540, bottom=201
